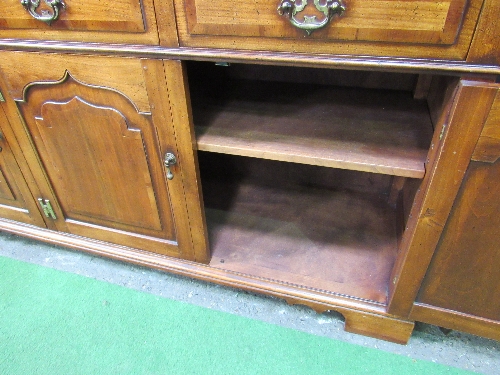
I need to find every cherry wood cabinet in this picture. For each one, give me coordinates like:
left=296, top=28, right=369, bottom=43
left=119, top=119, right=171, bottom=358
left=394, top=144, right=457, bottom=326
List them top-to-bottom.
left=0, top=0, right=499, bottom=345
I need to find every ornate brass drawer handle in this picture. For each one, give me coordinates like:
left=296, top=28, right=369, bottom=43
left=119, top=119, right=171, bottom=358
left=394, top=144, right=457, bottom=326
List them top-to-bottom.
left=20, top=0, right=66, bottom=26
left=277, top=0, right=345, bottom=35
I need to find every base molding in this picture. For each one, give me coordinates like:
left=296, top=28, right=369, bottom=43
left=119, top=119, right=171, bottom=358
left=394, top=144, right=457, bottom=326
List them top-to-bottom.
left=0, top=218, right=414, bottom=344
left=410, top=303, right=500, bottom=341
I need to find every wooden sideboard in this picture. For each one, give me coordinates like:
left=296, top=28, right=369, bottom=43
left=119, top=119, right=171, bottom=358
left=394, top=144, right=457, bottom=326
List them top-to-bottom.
left=0, top=0, right=498, bottom=344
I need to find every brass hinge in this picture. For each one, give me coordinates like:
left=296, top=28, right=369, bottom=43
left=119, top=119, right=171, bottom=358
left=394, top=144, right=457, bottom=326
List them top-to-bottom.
left=0, top=89, right=5, bottom=102
left=439, top=124, right=447, bottom=140
left=38, top=198, right=57, bottom=219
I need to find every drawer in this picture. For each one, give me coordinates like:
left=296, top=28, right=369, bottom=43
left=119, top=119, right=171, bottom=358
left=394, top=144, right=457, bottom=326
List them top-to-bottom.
left=0, top=0, right=168, bottom=45
left=175, top=0, right=484, bottom=60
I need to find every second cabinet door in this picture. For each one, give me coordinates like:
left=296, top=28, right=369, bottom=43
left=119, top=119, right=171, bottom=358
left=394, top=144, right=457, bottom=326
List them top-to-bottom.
left=0, top=52, right=208, bottom=262
left=412, top=83, right=500, bottom=338
left=0, top=106, right=46, bottom=226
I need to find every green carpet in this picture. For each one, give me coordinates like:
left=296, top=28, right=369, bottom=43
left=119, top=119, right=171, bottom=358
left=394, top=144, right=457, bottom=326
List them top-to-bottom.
left=0, top=256, right=473, bottom=375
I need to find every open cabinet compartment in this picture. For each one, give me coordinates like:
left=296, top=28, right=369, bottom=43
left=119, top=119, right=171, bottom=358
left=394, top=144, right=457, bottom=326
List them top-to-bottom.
left=187, top=62, right=438, bottom=307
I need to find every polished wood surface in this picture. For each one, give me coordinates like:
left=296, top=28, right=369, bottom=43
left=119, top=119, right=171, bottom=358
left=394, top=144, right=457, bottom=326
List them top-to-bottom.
left=0, top=0, right=160, bottom=45
left=0, top=0, right=498, bottom=344
left=1, top=0, right=145, bottom=31
left=155, top=0, right=180, bottom=47
left=174, top=0, right=483, bottom=60
left=183, top=0, right=468, bottom=44
left=467, top=0, right=500, bottom=65
left=0, top=39, right=499, bottom=76
left=0, top=51, right=152, bottom=113
left=0, top=52, right=208, bottom=261
left=145, top=59, right=210, bottom=263
left=191, top=67, right=432, bottom=178
left=17, top=72, right=178, bottom=253
left=388, top=80, right=499, bottom=317
left=416, top=87, right=500, bottom=324
left=472, top=91, right=500, bottom=163
left=0, top=106, right=45, bottom=226
left=200, top=153, right=398, bottom=304
left=417, top=159, right=500, bottom=321
left=411, top=303, right=500, bottom=342
left=343, top=312, right=413, bottom=344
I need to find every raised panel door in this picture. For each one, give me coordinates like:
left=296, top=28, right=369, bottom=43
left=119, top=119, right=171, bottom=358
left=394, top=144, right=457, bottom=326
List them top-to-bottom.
left=0, top=53, right=208, bottom=262
left=417, top=87, right=500, bottom=320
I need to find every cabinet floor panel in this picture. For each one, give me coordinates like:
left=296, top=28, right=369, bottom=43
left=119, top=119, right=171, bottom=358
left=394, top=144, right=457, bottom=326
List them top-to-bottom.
left=193, top=79, right=433, bottom=178
left=204, top=178, right=398, bottom=305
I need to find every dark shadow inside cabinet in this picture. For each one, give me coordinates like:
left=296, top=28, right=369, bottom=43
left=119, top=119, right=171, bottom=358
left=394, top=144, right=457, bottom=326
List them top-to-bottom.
left=186, top=62, right=444, bottom=306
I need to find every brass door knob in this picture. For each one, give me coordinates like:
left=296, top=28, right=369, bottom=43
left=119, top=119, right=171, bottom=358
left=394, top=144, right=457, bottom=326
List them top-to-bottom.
left=164, top=152, right=177, bottom=180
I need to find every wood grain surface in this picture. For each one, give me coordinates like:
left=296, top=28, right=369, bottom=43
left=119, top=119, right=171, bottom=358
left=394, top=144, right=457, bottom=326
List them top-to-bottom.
left=0, top=0, right=160, bottom=45
left=0, top=0, right=145, bottom=32
left=174, top=0, right=483, bottom=60
left=184, top=0, right=467, bottom=44
left=467, top=0, right=500, bottom=65
left=0, top=51, right=153, bottom=113
left=0, top=53, right=209, bottom=261
left=16, top=73, right=180, bottom=251
left=191, top=75, right=433, bottom=178
left=388, top=80, right=499, bottom=317
left=416, top=89, right=500, bottom=322
left=472, top=91, right=500, bottom=163
left=0, top=105, right=46, bottom=226
left=200, top=153, right=398, bottom=304
left=416, top=160, right=500, bottom=321
left=411, top=303, right=500, bottom=342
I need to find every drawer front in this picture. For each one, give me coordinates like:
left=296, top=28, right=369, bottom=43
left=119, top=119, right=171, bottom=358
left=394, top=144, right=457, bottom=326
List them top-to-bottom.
left=0, top=0, right=163, bottom=45
left=1, top=0, right=144, bottom=32
left=175, top=0, right=483, bottom=59
left=185, top=0, right=467, bottom=44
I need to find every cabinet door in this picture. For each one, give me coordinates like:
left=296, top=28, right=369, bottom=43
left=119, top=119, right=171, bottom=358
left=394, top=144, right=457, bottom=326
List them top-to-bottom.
left=0, top=52, right=208, bottom=262
left=387, top=79, right=500, bottom=318
left=408, top=84, right=500, bottom=340
left=416, top=87, right=500, bottom=319
left=0, top=106, right=45, bottom=226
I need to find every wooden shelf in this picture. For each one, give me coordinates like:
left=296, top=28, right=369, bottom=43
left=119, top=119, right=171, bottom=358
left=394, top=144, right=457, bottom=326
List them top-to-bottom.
left=193, top=80, right=433, bottom=178
left=201, top=156, right=399, bottom=304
